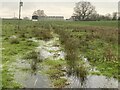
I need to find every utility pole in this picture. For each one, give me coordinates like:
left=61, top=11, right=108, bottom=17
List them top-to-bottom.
left=18, top=0, right=23, bottom=30
left=19, top=0, right=23, bottom=20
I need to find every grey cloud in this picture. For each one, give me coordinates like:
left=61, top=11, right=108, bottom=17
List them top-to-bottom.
left=0, top=1, right=118, bottom=19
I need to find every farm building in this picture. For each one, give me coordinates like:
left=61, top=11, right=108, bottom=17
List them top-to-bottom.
left=32, top=15, right=64, bottom=21
left=32, top=15, right=39, bottom=21
left=70, top=16, right=79, bottom=21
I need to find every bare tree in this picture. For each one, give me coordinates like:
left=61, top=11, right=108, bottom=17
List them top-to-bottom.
left=73, top=1, right=97, bottom=21
left=32, top=9, right=46, bottom=16
left=33, top=11, right=37, bottom=16
left=105, top=13, right=112, bottom=20
left=90, top=14, right=99, bottom=21
left=23, top=17, right=30, bottom=20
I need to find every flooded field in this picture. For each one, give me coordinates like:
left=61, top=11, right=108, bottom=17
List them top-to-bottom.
left=2, top=20, right=119, bottom=89
left=8, top=34, right=118, bottom=88
left=10, top=59, right=51, bottom=88
left=67, top=75, right=118, bottom=88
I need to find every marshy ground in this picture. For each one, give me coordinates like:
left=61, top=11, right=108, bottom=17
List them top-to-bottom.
left=1, top=20, right=119, bottom=89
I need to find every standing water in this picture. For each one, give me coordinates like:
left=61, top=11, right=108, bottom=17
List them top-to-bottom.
left=9, top=34, right=65, bottom=88
left=10, top=34, right=118, bottom=88
left=66, top=56, right=118, bottom=88
left=10, top=58, right=51, bottom=88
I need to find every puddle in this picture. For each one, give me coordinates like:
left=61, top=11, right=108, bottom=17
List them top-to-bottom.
left=9, top=34, right=65, bottom=88
left=36, top=34, right=118, bottom=88
left=36, top=35, right=65, bottom=60
left=65, top=55, right=118, bottom=88
left=81, top=55, right=100, bottom=72
left=11, top=58, right=51, bottom=88
left=14, top=70, right=51, bottom=88
left=66, top=75, right=118, bottom=88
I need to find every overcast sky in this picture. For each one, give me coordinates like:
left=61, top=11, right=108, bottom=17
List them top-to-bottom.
left=0, top=0, right=119, bottom=19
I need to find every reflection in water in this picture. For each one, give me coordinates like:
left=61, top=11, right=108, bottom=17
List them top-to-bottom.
left=10, top=36, right=118, bottom=88
left=10, top=36, right=64, bottom=88
left=23, top=50, right=43, bottom=75
left=65, top=56, right=118, bottom=88
left=11, top=58, right=51, bottom=88
left=30, top=59, right=38, bottom=75
left=31, top=60, right=37, bottom=75
left=66, top=65, right=88, bottom=88
left=14, top=71, right=51, bottom=88
left=66, top=75, right=118, bottom=88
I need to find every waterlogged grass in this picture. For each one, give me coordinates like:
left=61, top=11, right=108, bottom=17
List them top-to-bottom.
left=2, top=20, right=119, bottom=88
left=2, top=20, right=39, bottom=88
left=52, top=22, right=118, bottom=81
left=2, top=39, right=38, bottom=88
left=41, top=59, right=67, bottom=88
left=95, top=61, right=118, bottom=78
left=2, top=65, right=22, bottom=89
left=53, top=78, right=67, bottom=88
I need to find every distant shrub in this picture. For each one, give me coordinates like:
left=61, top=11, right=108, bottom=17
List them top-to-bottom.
left=32, top=28, right=53, bottom=40
left=19, top=33, right=26, bottom=38
left=9, top=35, right=19, bottom=44
left=25, top=40, right=38, bottom=46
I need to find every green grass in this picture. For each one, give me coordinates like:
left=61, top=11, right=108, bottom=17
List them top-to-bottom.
left=2, top=20, right=119, bottom=88
left=2, top=20, right=39, bottom=88
left=50, top=20, right=118, bottom=28
left=51, top=20, right=118, bottom=80
left=73, top=21, right=118, bottom=27
left=2, top=40, right=38, bottom=88
left=41, top=59, right=67, bottom=88
left=53, top=78, right=67, bottom=88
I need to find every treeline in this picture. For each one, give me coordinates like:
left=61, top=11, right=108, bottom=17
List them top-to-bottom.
left=70, top=1, right=119, bottom=21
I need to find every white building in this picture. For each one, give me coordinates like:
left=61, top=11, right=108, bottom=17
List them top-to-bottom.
left=32, top=15, right=64, bottom=21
